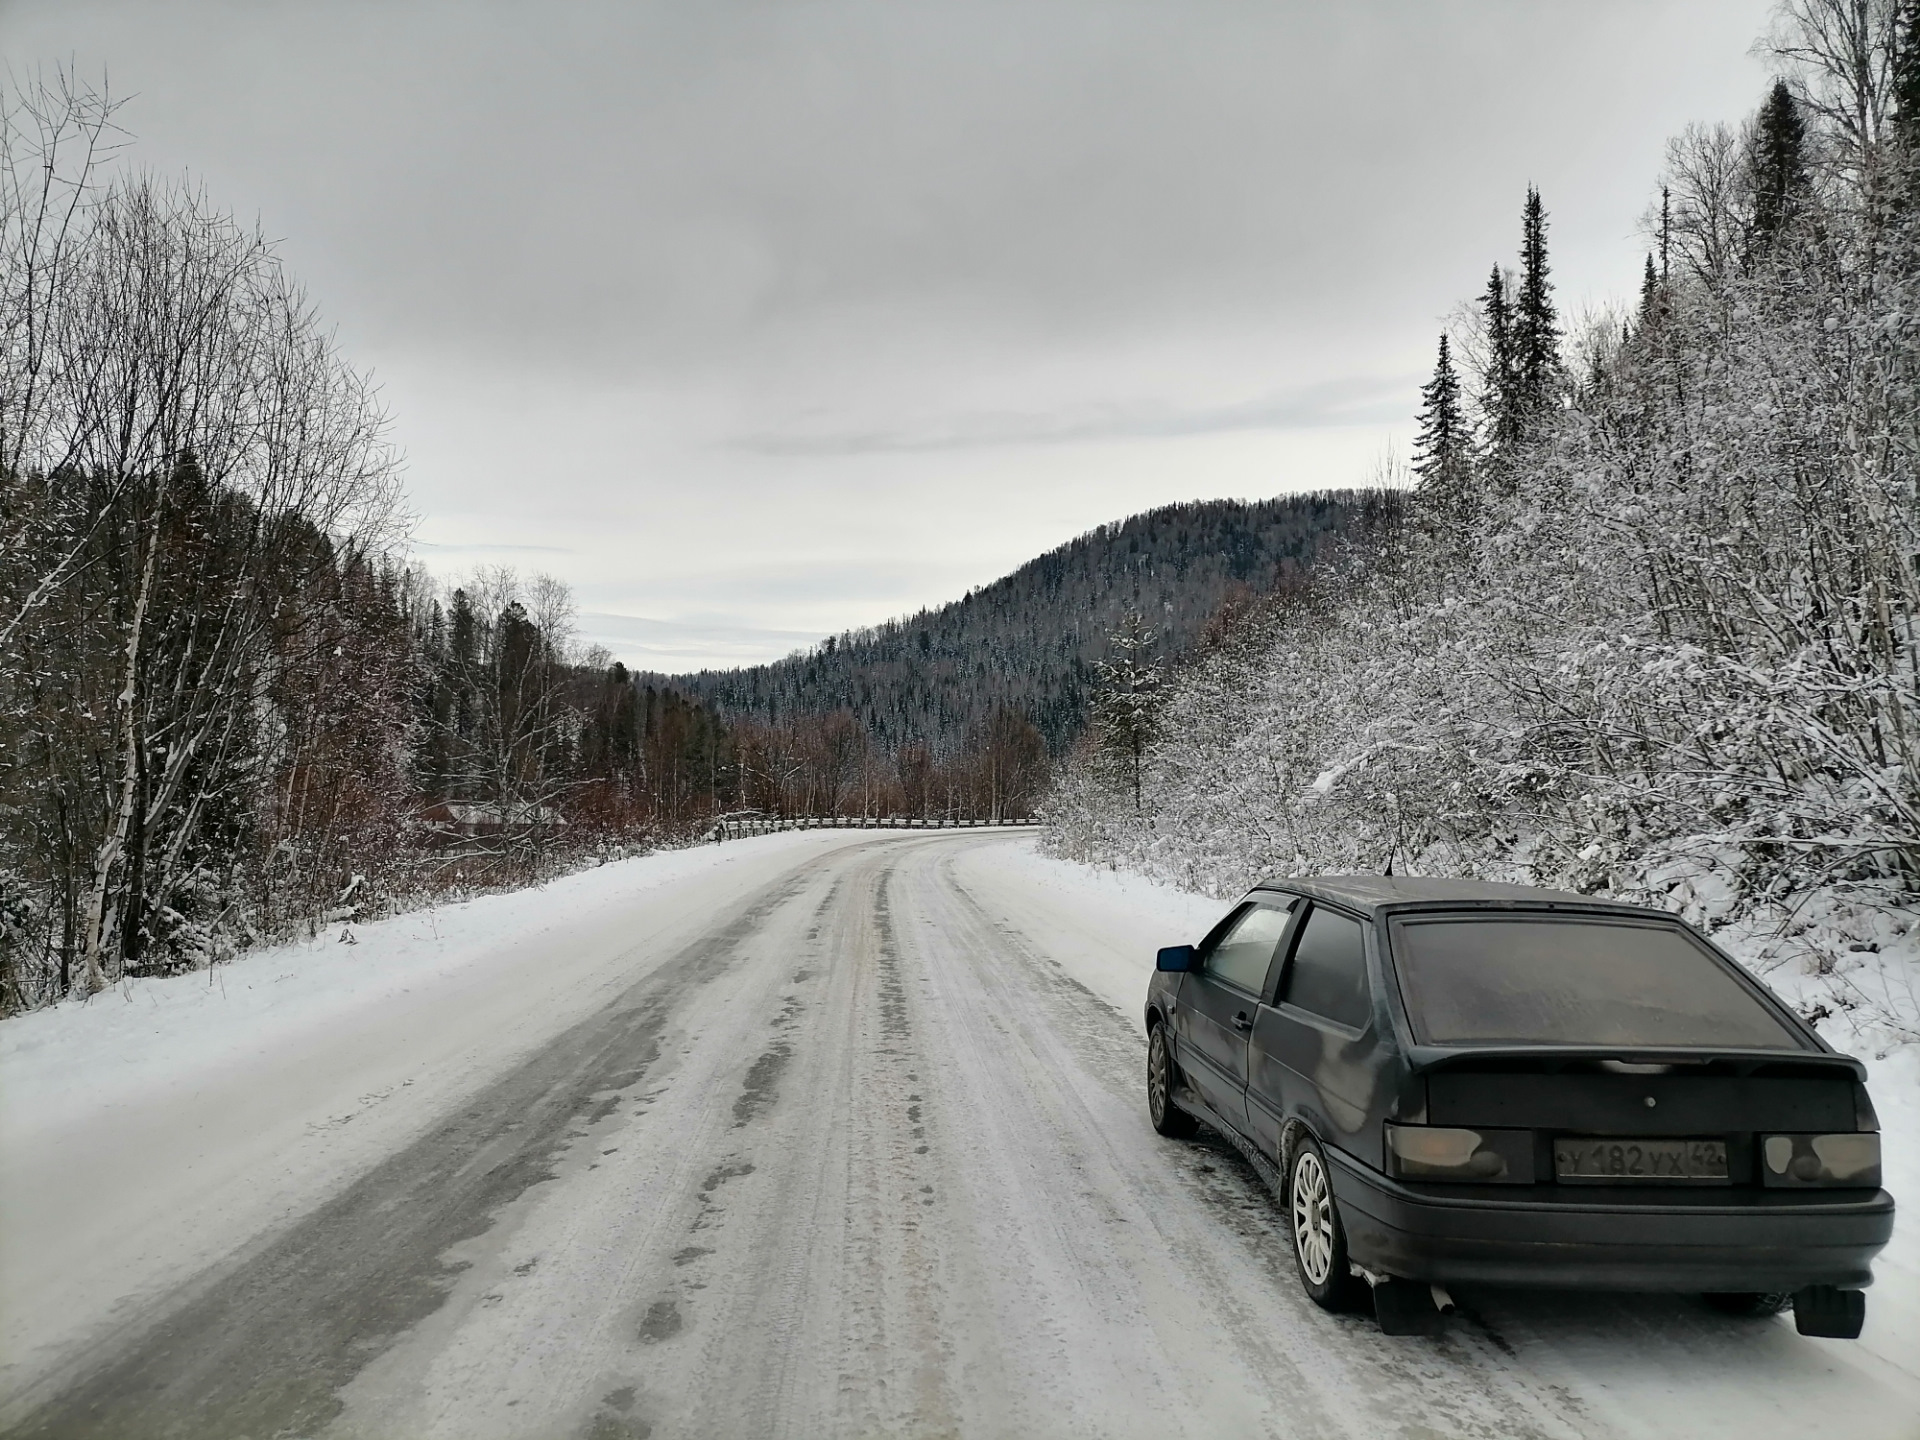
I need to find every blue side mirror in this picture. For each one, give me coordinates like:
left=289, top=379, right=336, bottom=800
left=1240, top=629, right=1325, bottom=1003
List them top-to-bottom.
left=1156, top=944, right=1194, bottom=972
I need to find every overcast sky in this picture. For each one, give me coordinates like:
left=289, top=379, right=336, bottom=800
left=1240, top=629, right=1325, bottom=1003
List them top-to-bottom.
left=4, top=0, right=1777, bottom=671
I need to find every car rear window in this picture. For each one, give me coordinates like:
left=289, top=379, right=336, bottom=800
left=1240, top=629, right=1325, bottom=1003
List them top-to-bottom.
left=1388, top=916, right=1804, bottom=1049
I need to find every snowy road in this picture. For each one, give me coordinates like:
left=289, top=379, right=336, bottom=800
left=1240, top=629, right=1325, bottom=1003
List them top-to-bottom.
left=3, top=831, right=1918, bottom=1438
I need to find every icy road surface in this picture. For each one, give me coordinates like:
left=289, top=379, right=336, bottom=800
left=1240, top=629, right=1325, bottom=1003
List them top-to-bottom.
left=3, top=830, right=1917, bottom=1439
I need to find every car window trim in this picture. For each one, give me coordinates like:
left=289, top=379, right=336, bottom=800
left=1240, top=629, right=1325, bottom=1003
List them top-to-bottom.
left=1257, top=893, right=1305, bottom=1004
left=1270, top=900, right=1374, bottom=1034
left=1194, top=902, right=1252, bottom=963
left=1273, top=996, right=1370, bottom=1040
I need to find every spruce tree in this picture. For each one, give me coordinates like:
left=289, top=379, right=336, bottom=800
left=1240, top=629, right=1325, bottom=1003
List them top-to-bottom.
left=1750, top=80, right=1808, bottom=246
left=1660, top=185, right=1671, bottom=282
left=1512, top=187, right=1560, bottom=422
left=1639, top=253, right=1660, bottom=327
left=1480, top=264, right=1522, bottom=456
left=1413, top=334, right=1472, bottom=519
left=1092, top=614, right=1160, bottom=814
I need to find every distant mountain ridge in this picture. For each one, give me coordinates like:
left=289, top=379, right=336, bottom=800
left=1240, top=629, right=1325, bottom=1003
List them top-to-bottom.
left=658, top=491, right=1391, bottom=756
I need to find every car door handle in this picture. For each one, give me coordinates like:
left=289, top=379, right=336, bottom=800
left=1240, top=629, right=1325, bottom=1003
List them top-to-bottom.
left=1232, top=1012, right=1253, bottom=1031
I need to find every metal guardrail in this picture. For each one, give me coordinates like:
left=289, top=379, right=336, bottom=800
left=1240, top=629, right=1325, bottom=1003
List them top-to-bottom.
left=706, top=815, right=1041, bottom=842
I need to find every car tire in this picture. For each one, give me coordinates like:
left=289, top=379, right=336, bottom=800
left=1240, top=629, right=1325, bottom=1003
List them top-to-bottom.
left=1147, top=1023, right=1197, bottom=1138
left=1287, top=1135, right=1369, bottom=1313
left=1703, top=1291, right=1792, bottom=1317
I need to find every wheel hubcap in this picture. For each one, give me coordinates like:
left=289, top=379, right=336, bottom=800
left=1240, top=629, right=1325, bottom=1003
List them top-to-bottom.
left=1148, top=1032, right=1169, bottom=1120
left=1292, top=1150, right=1334, bottom=1286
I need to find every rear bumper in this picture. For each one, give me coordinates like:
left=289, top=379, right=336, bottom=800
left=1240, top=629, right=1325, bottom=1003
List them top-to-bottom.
left=1327, top=1148, right=1895, bottom=1291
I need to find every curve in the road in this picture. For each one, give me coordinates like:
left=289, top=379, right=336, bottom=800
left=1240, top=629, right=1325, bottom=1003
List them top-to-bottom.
left=9, top=833, right=1918, bottom=1440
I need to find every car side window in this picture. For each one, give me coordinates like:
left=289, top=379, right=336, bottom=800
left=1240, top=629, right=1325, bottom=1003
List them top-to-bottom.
left=1202, top=903, right=1293, bottom=995
left=1279, top=906, right=1371, bottom=1030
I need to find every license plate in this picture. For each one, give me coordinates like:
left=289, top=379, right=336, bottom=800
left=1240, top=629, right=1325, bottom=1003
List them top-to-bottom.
left=1554, top=1137, right=1728, bottom=1183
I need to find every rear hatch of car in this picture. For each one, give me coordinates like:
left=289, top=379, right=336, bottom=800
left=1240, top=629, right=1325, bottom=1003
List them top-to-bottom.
left=1383, top=909, right=1877, bottom=1193
left=1416, top=1049, right=1864, bottom=1190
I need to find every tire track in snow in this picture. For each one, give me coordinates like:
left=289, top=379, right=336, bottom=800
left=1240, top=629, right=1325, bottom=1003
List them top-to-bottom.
left=18, top=831, right=1912, bottom=1439
left=603, top=839, right=965, bottom=1438
left=923, top=845, right=1600, bottom=1439
left=0, top=861, right=831, bottom=1440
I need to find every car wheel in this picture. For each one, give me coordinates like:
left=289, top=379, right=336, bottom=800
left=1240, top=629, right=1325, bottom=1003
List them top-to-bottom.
left=1147, top=1023, right=1197, bottom=1138
left=1287, top=1135, right=1368, bottom=1312
left=1703, top=1291, right=1792, bottom=1317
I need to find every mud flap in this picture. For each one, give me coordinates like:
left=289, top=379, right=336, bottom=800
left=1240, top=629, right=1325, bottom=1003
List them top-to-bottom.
left=1373, top=1277, right=1443, bottom=1336
left=1793, top=1285, right=1865, bottom=1339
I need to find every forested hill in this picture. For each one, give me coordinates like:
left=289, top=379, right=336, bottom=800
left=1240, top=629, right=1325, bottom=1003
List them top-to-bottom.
left=661, top=491, right=1390, bottom=756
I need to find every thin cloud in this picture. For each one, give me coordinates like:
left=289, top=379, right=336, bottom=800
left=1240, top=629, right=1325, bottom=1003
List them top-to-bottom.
left=10, top=0, right=1776, bottom=671
left=737, top=374, right=1417, bottom=456
left=411, top=541, right=577, bottom=556
left=578, top=610, right=823, bottom=651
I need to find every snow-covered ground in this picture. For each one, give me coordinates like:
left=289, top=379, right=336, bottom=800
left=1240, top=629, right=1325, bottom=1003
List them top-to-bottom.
left=0, top=827, right=883, bottom=1412
left=2, top=831, right=1916, bottom=1438
left=972, top=842, right=1920, bottom=1392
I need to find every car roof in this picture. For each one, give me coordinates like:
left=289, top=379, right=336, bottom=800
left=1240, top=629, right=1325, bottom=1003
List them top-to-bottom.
left=1250, top=873, right=1660, bottom=918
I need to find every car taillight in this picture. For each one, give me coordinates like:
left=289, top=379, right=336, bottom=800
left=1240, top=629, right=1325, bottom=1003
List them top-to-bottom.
left=1854, top=1081, right=1880, bottom=1133
left=1384, top=1124, right=1531, bottom=1183
left=1761, top=1132, right=1882, bottom=1187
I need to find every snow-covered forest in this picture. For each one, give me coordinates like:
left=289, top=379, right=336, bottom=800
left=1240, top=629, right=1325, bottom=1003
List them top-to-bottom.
left=1049, top=0, right=1920, bottom=1048
left=15, top=1, right=1918, bottom=1031
left=0, top=78, right=1356, bottom=1011
left=0, top=81, right=776, bottom=1011
left=662, top=493, right=1386, bottom=827
left=673, top=493, right=1380, bottom=753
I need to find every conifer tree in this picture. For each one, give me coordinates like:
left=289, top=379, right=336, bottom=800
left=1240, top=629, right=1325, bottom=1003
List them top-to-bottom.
left=1750, top=80, right=1809, bottom=245
left=1660, top=185, right=1672, bottom=282
left=1512, top=187, right=1560, bottom=421
left=1639, top=253, right=1661, bottom=326
left=1480, top=264, right=1523, bottom=456
left=1413, top=334, right=1472, bottom=519
left=1091, top=613, right=1160, bottom=814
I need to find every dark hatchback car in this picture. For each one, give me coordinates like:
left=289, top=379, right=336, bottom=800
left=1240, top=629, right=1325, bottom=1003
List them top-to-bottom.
left=1144, top=876, right=1894, bottom=1337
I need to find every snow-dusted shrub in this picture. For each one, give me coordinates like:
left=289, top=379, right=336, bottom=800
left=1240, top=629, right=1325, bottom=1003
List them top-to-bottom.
left=1047, top=6, right=1920, bottom=1044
